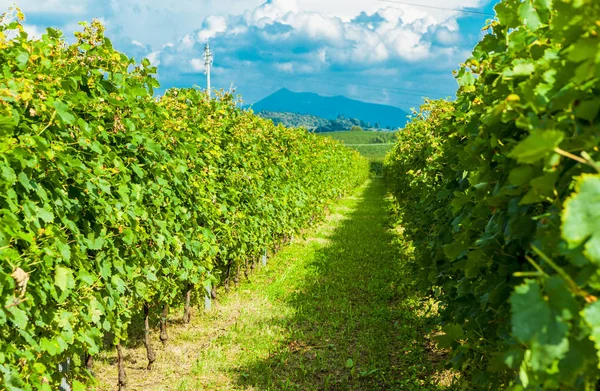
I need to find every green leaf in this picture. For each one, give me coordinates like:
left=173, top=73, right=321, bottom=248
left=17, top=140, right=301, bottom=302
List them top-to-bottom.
left=495, top=0, right=519, bottom=28
left=519, top=0, right=542, bottom=30
left=533, top=0, right=552, bottom=21
left=568, top=38, right=600, bottom=63
left=15, top=51, right=29, bottom=70
left=505, top=61, right=536, bottom=77
left=457, top=68, right=475, bottom=87
left=574, top=99, right=600, bottom=122
left=53, top=101, right=76, bottom=125
left=0, top=114, right=17, bottom=136
left=508, top=130, right=564, bottom=164
left=1, top=165, right=16, bottom=184
left=508, top=166, right=535, bottom=186
left=520, top=171, right=559, bottom=205
left=18, top=172, right=31, bottom=192
left=562, top=175, right=600, bottom=264
left=97, top=178, right=111, bottom=194
left=37, top=206, right=54, bottom=223
left=122, top=229, right=134, bottom=245
left=86, top=233, right=105, bottom=250
left=57, top=240, right=71, bottom=261
left=443, top=240, right=467, bottom=260
left=54, top=266, right=75, bottom=292
left=78, top=269, right=95, bottom=286
left=545, top=276, right=578, bottom=321
left=511, top=280, right=550, bottom=343
left=511, top=280, right=570, bottom=371
left=135, top=281, right=147, bottom=297
left=583, top=302, right=600, bottom=363
left=7, top=306, right=28, bottom=329
left=435, top=324, right=464, bottom=348
left=40, top=337, right=61, bottom=356
left=345, top=358, right=354, bottom=368
left=32, top=363, right=46, bottom=374
left=72, top=380, right=87, bottom=391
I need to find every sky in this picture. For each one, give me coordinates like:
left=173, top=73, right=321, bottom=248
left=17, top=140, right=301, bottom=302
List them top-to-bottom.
left=3, top=0, right=498, bottom=110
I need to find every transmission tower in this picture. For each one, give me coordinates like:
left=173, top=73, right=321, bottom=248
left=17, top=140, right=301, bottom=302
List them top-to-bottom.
left=204, top=43, right=213, bottom=98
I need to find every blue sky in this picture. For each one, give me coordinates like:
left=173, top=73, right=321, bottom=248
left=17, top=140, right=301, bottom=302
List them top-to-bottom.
left=5, top=0, right=497, bottom=111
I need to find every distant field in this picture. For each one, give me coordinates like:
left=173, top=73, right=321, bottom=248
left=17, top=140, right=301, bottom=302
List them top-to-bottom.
left=318, top=130, right=397, bottom=146
left=318, top=130, right=397, bottom=175
left=348, top=144, right=395, bottom=161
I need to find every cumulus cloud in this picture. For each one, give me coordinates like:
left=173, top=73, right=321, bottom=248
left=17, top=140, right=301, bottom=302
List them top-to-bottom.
left=0, top=0, right=87, bottom=15
left=144, top=0, right=475, bottom=77
left=197, top=15, right=228, bottom=42
left=22, top=24, right=44, bottom=40
left=146, top=51, right=161, bottom=66
left=190, top=58, right=205, bottom=72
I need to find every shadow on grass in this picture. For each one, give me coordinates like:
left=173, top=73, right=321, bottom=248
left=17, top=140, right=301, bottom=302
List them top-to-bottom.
left=232, top=179, right=453, bottom=391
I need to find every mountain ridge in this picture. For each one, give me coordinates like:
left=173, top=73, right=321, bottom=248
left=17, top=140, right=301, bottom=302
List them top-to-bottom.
left=248, top=88, right=408, bottom=129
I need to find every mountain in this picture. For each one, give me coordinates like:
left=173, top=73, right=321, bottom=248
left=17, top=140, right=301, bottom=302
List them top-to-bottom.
left=249, top=88, right=409, bottom=129
left=257, top=111, right=373, bottom=132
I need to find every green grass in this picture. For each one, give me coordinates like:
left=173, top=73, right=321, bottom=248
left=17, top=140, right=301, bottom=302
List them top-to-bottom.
left=318, top=130, right=396, bottom=145
left=93, top=179, right=453, bottom=390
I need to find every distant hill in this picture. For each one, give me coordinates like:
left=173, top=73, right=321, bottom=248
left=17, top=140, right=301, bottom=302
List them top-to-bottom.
left=249, top=88, right=408, bottom=129
left=257, top=111, right=372, bottom=132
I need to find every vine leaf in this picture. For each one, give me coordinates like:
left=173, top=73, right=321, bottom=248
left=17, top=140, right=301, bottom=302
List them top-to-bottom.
left=519, top=0, right=542, bottom=30
left=15, top=51, right=29, bottom=70
left=53, top=101, right=75, bottom=125
left=508, top=130, right=564, bottom=164
left=562, top=174, right=600, bottom=264
left=54, top=266, right=75, bottom=292
left=511, top=280, right=569, bottom=371
left=511, top=280, right=550, bottom=342
left=583, top=302, right=600, bottom=363
left=7, top=306, right=28, bottom=329
left=434, top=324, right=464, bottom=348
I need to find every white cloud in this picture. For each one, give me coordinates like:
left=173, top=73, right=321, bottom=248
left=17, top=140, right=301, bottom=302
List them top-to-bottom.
left=0, top=0, right=87, bottom=15
left=244, top=0, right=299, bottom=27
left=186, top=2, right=463, bottom=68
left=286, top=12, right=343, bottom=43
left=197, top=15, right=228, bottom=42
left=23, top=24, right=44, bottom=40
left=179, top=34, right=195, bottom=50
left=146, top=51, right=161, bottom=66
left=190, top=58, right=205, bottom=72
left=275, top=62, right=294, bottom=72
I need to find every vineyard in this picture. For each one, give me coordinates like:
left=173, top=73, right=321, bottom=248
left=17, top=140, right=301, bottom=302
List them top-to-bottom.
left=3, top=0, right=600, bottom=389
left=385, top=0, right=600, bottom=389
left=0, top=14, right=368, bottom=390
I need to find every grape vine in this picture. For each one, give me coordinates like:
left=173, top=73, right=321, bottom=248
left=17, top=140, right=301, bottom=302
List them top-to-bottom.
left=385, top=0, right=600, bottom=388
left=0, top=13, right=369, bottom=390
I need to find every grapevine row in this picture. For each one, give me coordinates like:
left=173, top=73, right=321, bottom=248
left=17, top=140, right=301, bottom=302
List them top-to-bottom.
left=385, top=0, right=600, bottom=389
left=0, top=14, right=369, bottom=390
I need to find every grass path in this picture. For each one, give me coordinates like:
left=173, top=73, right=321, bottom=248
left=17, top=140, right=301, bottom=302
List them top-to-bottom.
left=94, top=179, right=452, bottom=390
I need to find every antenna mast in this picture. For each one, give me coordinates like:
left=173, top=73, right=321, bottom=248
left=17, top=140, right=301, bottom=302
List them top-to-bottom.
left=204, top=43, right=213, bottom=98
